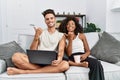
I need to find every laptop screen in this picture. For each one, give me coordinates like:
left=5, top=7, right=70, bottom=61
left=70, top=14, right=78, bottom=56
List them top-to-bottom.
left=27, top=50, right=57, bottom=65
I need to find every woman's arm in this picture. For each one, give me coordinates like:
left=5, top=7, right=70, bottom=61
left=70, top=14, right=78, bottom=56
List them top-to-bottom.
left=65, top=32, right=74, bottom=56
left=79, top=33, right=90, bottom=60
left=66, top=39, right=73, bottom=56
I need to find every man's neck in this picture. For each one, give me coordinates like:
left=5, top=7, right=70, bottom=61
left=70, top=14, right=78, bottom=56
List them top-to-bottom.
left=47, top=27, right=56, bottom=34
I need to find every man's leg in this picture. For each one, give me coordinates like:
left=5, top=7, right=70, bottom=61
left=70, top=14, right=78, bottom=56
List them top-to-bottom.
left=9, top=52, right=41, bottom=70
left=7, top=60, right=69, bottom=75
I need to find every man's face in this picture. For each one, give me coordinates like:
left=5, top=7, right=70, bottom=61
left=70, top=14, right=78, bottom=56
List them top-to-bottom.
left=44, top=13, right=56, bottom=28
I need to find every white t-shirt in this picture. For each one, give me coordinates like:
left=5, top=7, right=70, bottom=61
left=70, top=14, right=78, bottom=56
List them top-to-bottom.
left=38, top=29, right=63, bottom=51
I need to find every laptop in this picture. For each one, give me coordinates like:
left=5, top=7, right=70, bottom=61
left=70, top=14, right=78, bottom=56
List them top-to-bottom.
left=26, top=50, right=57, bottom=65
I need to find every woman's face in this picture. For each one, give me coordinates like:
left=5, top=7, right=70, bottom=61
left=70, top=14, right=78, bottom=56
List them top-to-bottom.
left=66, top=20, right=76, bottom=32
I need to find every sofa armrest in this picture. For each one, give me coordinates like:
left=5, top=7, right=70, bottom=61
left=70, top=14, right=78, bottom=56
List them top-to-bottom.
left=0, top=59, right=6, bottom=73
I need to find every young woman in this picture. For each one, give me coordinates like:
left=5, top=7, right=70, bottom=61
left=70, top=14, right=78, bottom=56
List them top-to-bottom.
left=59, top=16, right=105, bottom=80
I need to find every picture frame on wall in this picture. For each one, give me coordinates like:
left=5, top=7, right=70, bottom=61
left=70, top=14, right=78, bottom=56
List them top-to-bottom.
left=55, top=14, right=86, bottom=29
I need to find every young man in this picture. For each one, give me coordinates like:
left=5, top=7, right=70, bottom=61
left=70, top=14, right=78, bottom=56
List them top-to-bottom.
left=7, top=9, right=69, bottom=75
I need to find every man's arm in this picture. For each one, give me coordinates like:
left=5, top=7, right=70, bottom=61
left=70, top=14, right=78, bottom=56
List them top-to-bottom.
left=30, top=27, right=42, bottom=50
left=30, top=35, right=40, bottom=50
left=57, top=35, right=66, bottom=61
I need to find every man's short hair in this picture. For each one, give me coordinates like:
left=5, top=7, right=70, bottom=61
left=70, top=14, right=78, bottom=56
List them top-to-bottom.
left=42, top=9, right=55, bottom=17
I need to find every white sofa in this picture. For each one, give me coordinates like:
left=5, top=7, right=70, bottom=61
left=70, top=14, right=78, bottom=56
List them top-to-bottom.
left=0, top=32, right=120, bottom=80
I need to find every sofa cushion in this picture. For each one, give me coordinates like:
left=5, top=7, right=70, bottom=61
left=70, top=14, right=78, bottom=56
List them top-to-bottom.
left=91, top=31, right=120, bottom=63
left=85, top=32, right=99, bottom=49
left=18, top=34, right=34, bottom=51
left=0, top=41, right=25, bottom=67
left=0, top=59, right=6, bottom=74
left=65, top=61, right=120, bottom=80
left=101, top=61, right=120, bottom=80
left=65, top=66, right=89, bottom=80
left=0, top=72, right=66, bottom=80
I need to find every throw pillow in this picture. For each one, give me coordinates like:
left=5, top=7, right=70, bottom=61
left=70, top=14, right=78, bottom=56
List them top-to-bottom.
left=91, top=31, right=120, bottom=63
left=0, top=41, right=25, bottom=67
left=0, top=59, right=6, bottom=73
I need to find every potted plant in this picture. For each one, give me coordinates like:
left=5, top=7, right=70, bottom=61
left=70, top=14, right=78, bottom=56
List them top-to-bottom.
left=83, top=23, right=101, bottom=33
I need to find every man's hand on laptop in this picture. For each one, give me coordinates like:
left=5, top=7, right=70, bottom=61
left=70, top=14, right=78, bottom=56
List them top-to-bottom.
left=52, top=60, right=61, bottom=66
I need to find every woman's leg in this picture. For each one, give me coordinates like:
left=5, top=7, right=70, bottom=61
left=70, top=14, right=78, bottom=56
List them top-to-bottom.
left=69, top=53, right=88, bottom=67
left=85, top=57, right=105, bottom=80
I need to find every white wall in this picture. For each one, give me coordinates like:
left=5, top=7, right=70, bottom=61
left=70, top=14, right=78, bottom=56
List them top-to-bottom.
left=0, top=0, right=2, bottom=43
left=0, top=0, right=7, bottom=44
left=1, top=0, right=87, bottom=43
left=1, top=0, right=120, bottom=43
left=6, top=0, right=87, bottom=29
left=86, top=0, right=106, bottom=31
left=86, top=0, right=120, bottom=32
left=106, top=0, right=120, bottom=32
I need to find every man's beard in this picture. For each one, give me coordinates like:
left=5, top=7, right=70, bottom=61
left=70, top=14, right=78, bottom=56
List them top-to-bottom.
left=48, top=23, right=55, bottom=28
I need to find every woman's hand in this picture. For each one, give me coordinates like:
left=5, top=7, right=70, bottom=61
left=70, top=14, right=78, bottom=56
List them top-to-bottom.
left=67, top=32, right=74, bottom=40
left=80, top=54, right=88, bottom=61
